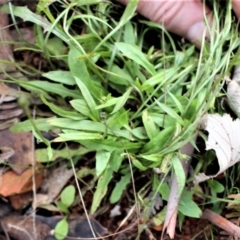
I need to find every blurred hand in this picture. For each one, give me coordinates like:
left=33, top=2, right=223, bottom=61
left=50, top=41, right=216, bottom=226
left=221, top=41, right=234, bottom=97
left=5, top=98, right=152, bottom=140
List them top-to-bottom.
left=118, top=0, right=240, bottom=46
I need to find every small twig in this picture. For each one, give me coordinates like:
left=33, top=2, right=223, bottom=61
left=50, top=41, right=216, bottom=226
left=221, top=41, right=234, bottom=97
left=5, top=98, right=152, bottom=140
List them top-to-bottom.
left=31, top=106, right=37, bottom=240
left=201, top=208, right=240, bottom=238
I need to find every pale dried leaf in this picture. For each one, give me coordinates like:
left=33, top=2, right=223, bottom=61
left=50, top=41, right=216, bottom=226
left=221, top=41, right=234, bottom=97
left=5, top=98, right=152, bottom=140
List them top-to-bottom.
left=232, top=65, right=240, bottom=82
left=227, top=79, right=240, bottom=117
left=195, top=114, right=240, bottom=184
left=110, top=204, right=121, bottom=218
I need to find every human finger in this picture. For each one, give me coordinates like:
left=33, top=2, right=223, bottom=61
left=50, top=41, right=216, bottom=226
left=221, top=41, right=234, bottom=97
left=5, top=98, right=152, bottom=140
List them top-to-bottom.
left=118, top=0, right=213, bottom=46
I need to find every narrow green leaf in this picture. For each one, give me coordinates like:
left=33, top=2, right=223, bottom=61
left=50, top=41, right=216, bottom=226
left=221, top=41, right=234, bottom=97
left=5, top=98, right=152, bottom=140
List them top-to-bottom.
left=37, top=0, right=58, bottom=12
left=74, top=0, right=104, bottom=5
left=93, top=0, right=139, bottom=51
left=118, top=0, right=139, bottom=25
left=0, top=5, right=68, bottom=42
left=124, top=21, right=135, bottom=45
left=46, top=37, right=66, bottom=57
left=115, top=42, right=156, bottom=76
left=68, top=45, right=100, bottom=99
left=108, top=65, right=132, bottom=85
left=142, top=68, right=177, bottom=91
left=42, top=71, right=75, bottom=85
left=74, top=77, right=100, bottom=121
left=20, top=81, right=80, bottom=98
left=111, top=87, right=132, bottom=114
left=167, top=92, right=184, bottom=114
left=41, top=95, right=85, bottom=120
left=95, top=97, right=119, bottom=109
left=70, top=99, right=93, bottom=119
left=183, top=99, right=198, bottom=120
left=155, top=100, right=184, bottom=126
left=116, top=110, right=129, bottom=128
left=142, top=110, right=158, bottom=139
left=149, top=112, right=176, bottom=128
left=10, top=118, right=53, bottom=132
left=47, top=118, right=132, bottom=139
left=48, top=118, right=105, bottom=131
left=28, top=120, right=53, bottom=160
left=141, top=126, right=175, bottom=154
left=130, top=127, right=148, bottom=140
left=53, top=131, right=102, bottom=141
left=79, top=139, right=141, bottom=152
left=35, top=146, right=91, bottom=162
left=96, top=150, right=111, bottom=176
left=109, top=150, right=123, bottom=172
left=141, top=154, right=163, bottom=162
left=172, top=155, right=185, bottom=197
left=131, top=156, right=148, bottom=170
left=76, top=167, right=96, bottom=179
left=91, top=167, right=113, bottom=213
left=110, top=172, right=131, bottom=203
left=158, top=182, right=170, bottom=201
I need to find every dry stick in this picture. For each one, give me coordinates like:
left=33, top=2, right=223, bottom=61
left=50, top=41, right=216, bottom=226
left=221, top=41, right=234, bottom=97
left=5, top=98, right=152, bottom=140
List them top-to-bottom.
left=31, top=106, right=37, bottom=240
left=161, top=137, right=197, bottom=239
left=202, top=208, right=240, bottom=238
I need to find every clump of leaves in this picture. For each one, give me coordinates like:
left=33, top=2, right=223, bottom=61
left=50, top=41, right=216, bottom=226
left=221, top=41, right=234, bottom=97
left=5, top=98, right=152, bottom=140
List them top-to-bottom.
left=2, top=0, right=240, bottom=227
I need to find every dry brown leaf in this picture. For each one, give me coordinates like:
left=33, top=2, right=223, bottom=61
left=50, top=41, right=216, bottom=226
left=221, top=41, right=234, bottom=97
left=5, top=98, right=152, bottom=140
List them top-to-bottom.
left=0, top=129, right=34, bottom=174
left=0, top=163, right=43, bottom=197
left=9, top=192, right=33, bottom=210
